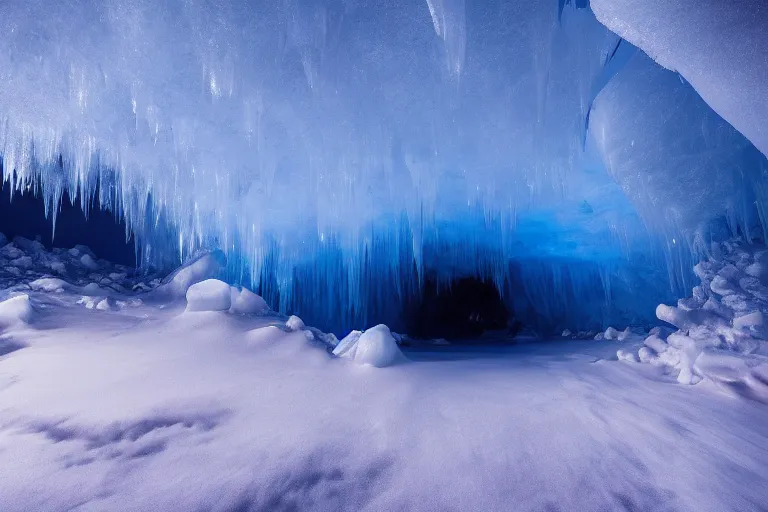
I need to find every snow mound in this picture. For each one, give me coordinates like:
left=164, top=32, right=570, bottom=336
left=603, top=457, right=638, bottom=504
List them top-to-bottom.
left=625, top=240, right=768, bottom=391
left=158, top=251, right=225, bottom=298
left=29, top=278, right=67, bottom=293
left=185, top=279, right=232, bottom=312
left=230, top=287, right=269, bottom=315
left=0, top=295, right=35, bottom=327
left=96, top=298, right=116, bottom=311
left=285, top=315, right=305, bottom=332
left=333, top=324, right=403, bottom=368
left=246, top=325, right=288, bottom=346
left=617, top=349, right=638, bottom=363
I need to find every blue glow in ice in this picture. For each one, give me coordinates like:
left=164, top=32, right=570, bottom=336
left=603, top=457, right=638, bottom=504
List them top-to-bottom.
left=0, top=0, right=765, bottom=333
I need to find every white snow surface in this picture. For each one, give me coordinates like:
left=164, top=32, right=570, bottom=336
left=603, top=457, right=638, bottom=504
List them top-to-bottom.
left=591, top=0, right=768, bottom=158
left=1, top=239, right=768, bottom=511
left=185, top=279, right=233, bottom=312
left=230, top=287, right=269, bottom=315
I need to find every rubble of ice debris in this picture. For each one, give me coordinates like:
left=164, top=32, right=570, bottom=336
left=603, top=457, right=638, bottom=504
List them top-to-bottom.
left=0, top=234, right=169, bottom=302
left=619, top=239, right=768, bottom=400
left=560, top=326, right=634, bottom=341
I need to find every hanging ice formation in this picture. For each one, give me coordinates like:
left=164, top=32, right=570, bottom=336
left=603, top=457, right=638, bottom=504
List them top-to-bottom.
left=0, top=0, right=766, bottom=334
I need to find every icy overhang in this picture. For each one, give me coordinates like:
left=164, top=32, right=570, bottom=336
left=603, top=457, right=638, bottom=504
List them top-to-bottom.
left=0, top=0, right=766, bottom=331
left=591, top=0, right=768, bottom=158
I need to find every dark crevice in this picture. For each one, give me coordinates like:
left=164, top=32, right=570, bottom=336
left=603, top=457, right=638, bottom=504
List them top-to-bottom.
left=0, top=181, right=136, bottom=267
left=405, top=277, right=519, bottom=341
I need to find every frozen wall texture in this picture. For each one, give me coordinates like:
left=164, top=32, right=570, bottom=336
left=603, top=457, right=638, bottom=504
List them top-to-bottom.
left=0, top=0, right=765, bottom=333
left=591, top=0, right=768, bottom=158
left=590, top=51, right=768, bottom=292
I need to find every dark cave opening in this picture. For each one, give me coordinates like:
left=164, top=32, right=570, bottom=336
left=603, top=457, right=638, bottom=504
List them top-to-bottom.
left=0, top=182, right=137, bottom=267
left=405, top=277, right=519, bottom=341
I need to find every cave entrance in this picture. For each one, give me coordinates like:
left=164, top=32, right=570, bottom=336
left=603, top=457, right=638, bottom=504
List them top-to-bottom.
left=0, top=181, right=136, bottom=267
left=405, top=277, right=518, bottom=341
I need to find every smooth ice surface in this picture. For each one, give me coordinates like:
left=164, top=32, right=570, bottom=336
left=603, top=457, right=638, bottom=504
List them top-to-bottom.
left=591, top=0, right=768, bottom=158
left=591, top=51, right=766, bottom=245
left=1, top=248, right=768, bottom=511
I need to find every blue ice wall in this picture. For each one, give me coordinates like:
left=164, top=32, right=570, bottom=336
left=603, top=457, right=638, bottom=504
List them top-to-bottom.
left=0, top=0, right=765, bottom=334
left=591, top=0, right=768, bottom=158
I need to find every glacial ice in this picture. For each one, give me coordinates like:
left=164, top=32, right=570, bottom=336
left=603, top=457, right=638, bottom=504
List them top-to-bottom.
left=0, top=0, right=765, bottom=333
left=591, top=0, right=768, bottom=158
left=0, top=1, right=640, bottom=329
left=591, top=51, right=766, bottom=243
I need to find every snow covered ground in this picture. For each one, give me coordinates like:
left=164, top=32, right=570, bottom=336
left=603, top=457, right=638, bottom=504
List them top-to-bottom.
left=1, top=237, right=768, bottom=511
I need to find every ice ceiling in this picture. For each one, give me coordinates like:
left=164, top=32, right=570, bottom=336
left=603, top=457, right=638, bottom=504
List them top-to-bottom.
left=0, top=0, right=766, bottom=332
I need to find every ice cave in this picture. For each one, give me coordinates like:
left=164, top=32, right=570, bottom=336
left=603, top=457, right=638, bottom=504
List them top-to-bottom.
left=0, top=0, right=767, bottom=510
